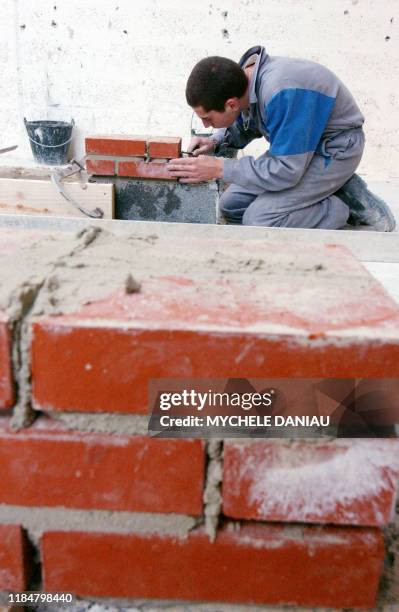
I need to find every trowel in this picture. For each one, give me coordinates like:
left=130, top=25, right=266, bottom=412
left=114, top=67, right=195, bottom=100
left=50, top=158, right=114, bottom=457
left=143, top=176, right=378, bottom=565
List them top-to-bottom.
left=0, top=145, right=18, bottom=155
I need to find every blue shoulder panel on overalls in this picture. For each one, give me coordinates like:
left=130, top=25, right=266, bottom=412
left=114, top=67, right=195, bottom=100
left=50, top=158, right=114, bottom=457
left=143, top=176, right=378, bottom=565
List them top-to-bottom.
left=265, top=88, right=335, bottom=156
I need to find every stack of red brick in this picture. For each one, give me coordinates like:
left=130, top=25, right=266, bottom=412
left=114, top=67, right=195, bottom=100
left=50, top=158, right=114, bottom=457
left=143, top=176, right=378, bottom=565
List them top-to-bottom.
left=85, top=134, right=182, bottom=180
left=0, top=234, right=399, bottom=608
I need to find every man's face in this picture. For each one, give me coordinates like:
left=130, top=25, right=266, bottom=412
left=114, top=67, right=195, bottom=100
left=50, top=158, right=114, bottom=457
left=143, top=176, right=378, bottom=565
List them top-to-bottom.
left=193, top=101, right=241, bottom=129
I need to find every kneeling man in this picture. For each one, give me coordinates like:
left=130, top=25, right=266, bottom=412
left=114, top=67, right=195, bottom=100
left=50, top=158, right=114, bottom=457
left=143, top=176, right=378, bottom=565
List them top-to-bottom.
left=167, top=45, right=395, bottom=231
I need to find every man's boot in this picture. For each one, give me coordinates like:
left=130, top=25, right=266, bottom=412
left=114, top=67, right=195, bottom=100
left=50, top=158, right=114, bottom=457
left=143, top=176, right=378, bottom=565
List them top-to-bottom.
left=336, top=174, right=396, bottom=232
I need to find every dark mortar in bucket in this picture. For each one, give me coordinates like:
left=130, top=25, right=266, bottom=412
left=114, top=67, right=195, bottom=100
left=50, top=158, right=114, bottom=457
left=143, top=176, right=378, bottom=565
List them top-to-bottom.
left=24, top=118, right=74, bottom=165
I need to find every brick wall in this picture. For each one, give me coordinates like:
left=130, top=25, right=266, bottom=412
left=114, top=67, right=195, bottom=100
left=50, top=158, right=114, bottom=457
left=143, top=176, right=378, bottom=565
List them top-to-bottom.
left=85, top=134, right=182, bottom=180
left=0, top=226, right=399, bottom=609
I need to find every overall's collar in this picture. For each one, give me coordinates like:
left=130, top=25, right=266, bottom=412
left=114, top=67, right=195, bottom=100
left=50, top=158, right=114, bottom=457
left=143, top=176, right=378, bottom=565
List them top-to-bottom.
left=238, top=45, right=267, bottom=105
left=247, top=54, right=262, bottom=104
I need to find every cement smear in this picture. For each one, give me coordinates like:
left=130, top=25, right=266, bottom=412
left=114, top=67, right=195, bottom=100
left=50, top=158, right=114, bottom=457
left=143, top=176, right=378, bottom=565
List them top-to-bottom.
left=0, top=225, right=395, bottom=326
left=48, top=411, right=149, bottom=435
left=0, top=504, right=197, bottom=548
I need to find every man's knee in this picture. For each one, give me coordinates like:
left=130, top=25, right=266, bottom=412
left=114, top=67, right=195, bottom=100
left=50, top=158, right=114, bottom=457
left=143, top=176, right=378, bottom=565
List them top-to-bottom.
left=219, top=184, right=258, bottom=222
left=218, top=190, right=236, bottom=216
left=242, top=202, right=285, bottom=227
left=242, top=207, right=261, bottom=226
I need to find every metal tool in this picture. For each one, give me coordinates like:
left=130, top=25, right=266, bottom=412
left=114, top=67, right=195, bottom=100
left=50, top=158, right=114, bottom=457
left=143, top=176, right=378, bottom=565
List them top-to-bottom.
left=0, top=145, right=18, bottom=155
left=51, top=158, right=104, bottom=219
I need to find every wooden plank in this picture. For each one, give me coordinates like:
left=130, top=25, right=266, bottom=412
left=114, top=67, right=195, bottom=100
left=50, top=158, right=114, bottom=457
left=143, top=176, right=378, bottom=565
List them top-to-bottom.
left=0, top=177, right=114, bottom=219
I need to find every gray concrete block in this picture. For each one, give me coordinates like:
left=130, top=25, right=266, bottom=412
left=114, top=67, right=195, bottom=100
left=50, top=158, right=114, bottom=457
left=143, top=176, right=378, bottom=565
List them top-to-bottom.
left=91, top=176, right=219, bottom=224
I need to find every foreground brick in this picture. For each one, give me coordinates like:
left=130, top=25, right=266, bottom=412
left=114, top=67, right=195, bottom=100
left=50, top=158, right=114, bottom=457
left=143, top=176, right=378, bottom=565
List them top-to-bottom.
left=85, top=135, right=146, bottom=157
left=30, top=240, right=399, bottom=414
left=0, top=314, right=13, bottom=410
left=0, top=418, right=204, bottom=515
left=223, top=439, right=399, bottom=526
left=42, top=523, right=384, bottom=608
left=0, top=524, right=30, bottom=591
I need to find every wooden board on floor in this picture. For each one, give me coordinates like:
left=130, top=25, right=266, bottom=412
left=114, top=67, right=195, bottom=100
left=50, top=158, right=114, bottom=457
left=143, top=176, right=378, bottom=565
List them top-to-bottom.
left=0, top=177, right=114, bottom=219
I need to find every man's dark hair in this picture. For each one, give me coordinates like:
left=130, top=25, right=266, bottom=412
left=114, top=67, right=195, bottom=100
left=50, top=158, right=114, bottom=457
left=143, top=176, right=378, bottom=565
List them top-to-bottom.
left=186, top=56, right=248, bottom=112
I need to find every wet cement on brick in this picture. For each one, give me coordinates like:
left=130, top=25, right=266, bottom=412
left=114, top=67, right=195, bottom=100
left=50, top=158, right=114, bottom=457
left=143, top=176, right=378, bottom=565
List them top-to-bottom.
left=1, top=224, right=398, bottom=432
left=1, top=225, right=393, bottom=325
left=0, top=504, right=197, bottom=548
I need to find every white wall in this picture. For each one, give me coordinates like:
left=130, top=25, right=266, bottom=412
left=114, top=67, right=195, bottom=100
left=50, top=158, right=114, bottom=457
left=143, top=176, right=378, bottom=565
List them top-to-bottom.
left=1, top=0, right=398, bottom=178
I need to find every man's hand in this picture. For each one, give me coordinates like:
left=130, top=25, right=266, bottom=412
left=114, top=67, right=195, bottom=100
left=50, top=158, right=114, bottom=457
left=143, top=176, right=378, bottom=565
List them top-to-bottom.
left=187, top=136, right=217, bottom=156
left=167, top=155, right=224, bottom=183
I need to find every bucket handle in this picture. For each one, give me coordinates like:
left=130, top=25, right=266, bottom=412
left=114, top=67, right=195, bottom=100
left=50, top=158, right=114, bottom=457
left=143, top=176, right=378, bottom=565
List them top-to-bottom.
left=24, top=118, right=75, bottom=148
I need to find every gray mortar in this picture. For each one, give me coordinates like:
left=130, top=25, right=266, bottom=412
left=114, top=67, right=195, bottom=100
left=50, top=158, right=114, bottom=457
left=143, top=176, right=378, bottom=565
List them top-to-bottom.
left=9, top=281, right=45, bottom=429
left=47, top=411, right=149, bottom=435
left=203, top=440, right=223, bottom=541
left=0, top=504, right=197, bottom=549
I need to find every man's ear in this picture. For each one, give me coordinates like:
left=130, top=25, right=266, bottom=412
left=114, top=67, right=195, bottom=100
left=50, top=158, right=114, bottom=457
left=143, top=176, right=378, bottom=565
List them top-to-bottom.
left=225, top=97, right=240, bottom=112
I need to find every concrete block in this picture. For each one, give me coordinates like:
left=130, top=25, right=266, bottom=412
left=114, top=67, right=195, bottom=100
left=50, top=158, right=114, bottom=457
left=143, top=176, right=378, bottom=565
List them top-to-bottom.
left=91, top=176, right=219, bottom=223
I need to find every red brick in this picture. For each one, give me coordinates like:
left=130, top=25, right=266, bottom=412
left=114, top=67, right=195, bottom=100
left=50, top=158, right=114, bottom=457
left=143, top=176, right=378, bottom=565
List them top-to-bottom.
left=85, top=135, right=146, bottom=157
left=148, top=137, right=182, bottom=159
left=86, top=158, right=115, bottom=176
left=118, top=160, right=175, bottom=180
left=30, top=258, right=399, bottom=415
left=0, top=314, right=13, bottom=410
left=0, top=418, right=205, bottom=514
left=223, top=439, right=399, bottom=527
left=42, top=523, right=384, bottom=607
left=0, top=524, right=30, bottom=591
